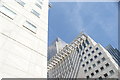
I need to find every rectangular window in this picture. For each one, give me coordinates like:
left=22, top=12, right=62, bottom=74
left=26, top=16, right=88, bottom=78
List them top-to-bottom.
left=15, top=0, right=25, bottom=7
left=37, top=0, right=43, bottom=5
left=35, top=3, right=42, bottom=9
left=0, top=5, right=16, bottom=20
left=31, top=9, right=40, bottom=18
left=23, top=21, right=37, bottom=34
left=86, top=39, right=89, bottom=45
left=82, top=42, right=86, bottom=48
left=79, top=44, right=82, bottom=50
left=89, top=46, right=92, bottom=49
left=76, top=47, right=79, bottom=53
left=96, top=47, right=99, bottom=50
left=86, top=49, right=88, bottom=52
left=92, top=50, right=94, bottom=54
left=82, top=52, right=85, bottom=55
left=98, top=52, right=102, bottom=55
left=88, top=53, right=90, bottom=56
left=94, top=55, right=97, bottom=59
left=84, top=56, right=87, bottom=59
left=101, top=57, right=106, bottom=61
left=90, top=58, right=93, bottom=62
left=97, top=60, right=101, bottom=64
left=86, top=61, right=89, bottom=65
left=105, top=63, right=109, bottom=67
left=82, top=64, right=85, bottom=67
left=92, top=64, right=96, bottom=68
left=100, top=66, right=104, bottom=71
left=88, top=67, right=91, bottom=70
left=84, top=69, right=87, bottom=73
left=95, top=70, right=99, bottom=73
left=109, top=70, right=114, bottom=75
left=91, top=73, right=94, bottom=76
left=104, top=73, right=108, bottom=77
left=86, top=76, right=89, bottom=79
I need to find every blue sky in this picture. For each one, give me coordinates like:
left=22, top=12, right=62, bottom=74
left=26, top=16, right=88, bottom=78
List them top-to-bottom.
left=48, top=2, right=118, bottom=48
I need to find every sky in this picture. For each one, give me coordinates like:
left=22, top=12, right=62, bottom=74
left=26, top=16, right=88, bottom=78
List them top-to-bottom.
left=48, top=2, right=118, bottom=49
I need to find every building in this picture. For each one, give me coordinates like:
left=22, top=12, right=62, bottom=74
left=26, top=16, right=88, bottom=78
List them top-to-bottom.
left=0, top=0, right=48, bottom=78
left=48, top=33, right=119, bottom=79
left=48, top=37, right=67, bottom=60
left=105, top=45, right=120, bottom=66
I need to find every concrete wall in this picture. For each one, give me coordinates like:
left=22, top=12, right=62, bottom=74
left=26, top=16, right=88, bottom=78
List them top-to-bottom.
left=0, top=0, right=48, bottom=78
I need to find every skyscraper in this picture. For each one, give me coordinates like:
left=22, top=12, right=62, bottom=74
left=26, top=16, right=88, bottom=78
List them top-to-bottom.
left=0, top=0, right=48, bottom=78
left=48, top=33, right=119, bottom=78
left=48, top=37, right=67, bottom=60
left=105, top=45, right=120, bottom=66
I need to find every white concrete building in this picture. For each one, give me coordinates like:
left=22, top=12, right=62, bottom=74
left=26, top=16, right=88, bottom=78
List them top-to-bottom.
left=0, top=0, right=48, bottom=78
left=48, top=33, right=119, bottom=79
left=48, top=37, right=67, bottom=60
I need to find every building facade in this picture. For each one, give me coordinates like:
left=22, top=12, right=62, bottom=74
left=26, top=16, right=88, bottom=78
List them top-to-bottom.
left=0, top=0, right=48, bottom=78
left=48, top=33, right=119, bottom=79
left=48, top=37, right=67, bottom=60
left=105, top=45, right=120, bottom=66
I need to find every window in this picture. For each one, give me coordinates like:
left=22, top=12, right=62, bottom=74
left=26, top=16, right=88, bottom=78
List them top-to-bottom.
left=15, top=0, right=25, bottom=7
left=37, top=0, right=43, bottom=5
left=35, top=3, right=42, bottom=9
left=0, top=5, right=16, bottom=20
left=31, top=9, right=40, bottom=18
left=23, top=21, right=37, bottom=34
left=86, top=39, right=89, bottom=45
left=82, top=42, right=86, bottom=48
left=79, top=44, right=82, bottom=50
left=89, top=46, right=92, bottom=49
left=76, top=47, right=79, bottom=53
left=96, top=47, right=99, bottom=50
left=86, top=49, right=88, bottom=52
left=92, top=50, right=94, bottom=53
left=82, top=52, right=85, bottom=55
left=98, top=52, right=102, bottom=55
left=88, top=53, right=90, bottom=56
left=79, top=54, right=81, bottom=57
left=94, top=55, right=97, bottom=59
left=84, top=56, right=87, bottom=60
left=101, top=57, right=106, bottom=61
left=90, top=58, right=93, bottom=62
left=80, top=59, right=83, bottom=62
left=97, top=60, right=101, bottom=64
left=86, top=61, right=89, bottom=65
left=105, top=63, right=109, bottom=67
left=82, top=64, right=85, bottom=67
left=93, top=64, right=96, bottom=68
left=100, top=66, right=104, bottom=71
left=88, top=67, right=91, bottom=70
left=84, top=69, right=87, bottom=73
left=95, top=70, right=99, bottom=73
left=109, top=70, right=114, bottom=75
left=91, top=73, right=94, bottom=76
left=104, top=73, right=108, bottom=77
left=86, top=76, right=89, bottom=79
left=99, top=76, right=102, bottom=79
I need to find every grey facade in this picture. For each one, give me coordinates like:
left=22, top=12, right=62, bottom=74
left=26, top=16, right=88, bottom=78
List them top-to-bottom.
left=48, top=33, right=119, bottom=79
left=48, top=37, right=67, bottom=60
left=105, top=45, right=120, bottom=66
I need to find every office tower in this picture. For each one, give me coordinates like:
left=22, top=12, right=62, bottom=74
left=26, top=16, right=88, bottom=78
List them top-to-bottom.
left=0, top=0, right=48, bottom=78
left=48, top=33, right=119, bottom=78
left=48, top=37, right=67, bottom=60
left=105, top=45, right=120, bottom=66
